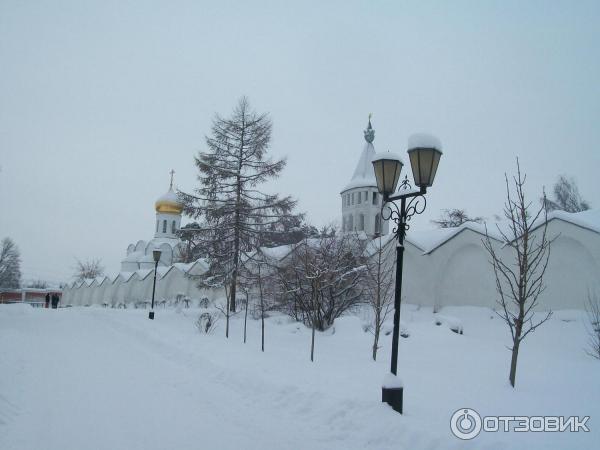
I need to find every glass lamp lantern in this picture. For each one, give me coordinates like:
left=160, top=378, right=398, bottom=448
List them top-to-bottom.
left=406, top=134, right=443, bottom=187
left=371, top=153, right=404, bottom=196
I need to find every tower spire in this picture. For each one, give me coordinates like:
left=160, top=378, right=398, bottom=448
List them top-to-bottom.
left=364, top=114, right=375, bottom=143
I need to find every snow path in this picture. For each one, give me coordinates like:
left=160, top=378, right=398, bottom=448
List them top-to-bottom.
left=1, top=305, right=598, bottom=450
left=0, top=307, right=434, bottom=450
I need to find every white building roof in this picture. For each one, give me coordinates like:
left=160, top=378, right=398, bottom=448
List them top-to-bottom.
left=341, top=119, right=378, bottom=193
left=369, top=209, right=600, bottom=256
left=545, top=209, right=600, bottom=234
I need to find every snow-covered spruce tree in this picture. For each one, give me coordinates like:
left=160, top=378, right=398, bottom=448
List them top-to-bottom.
left=180, top=97, right=296, bottom=313
left=483, top=160, right=553, bottom=388
left=177, top=222, right=206, bottom=263
left=273, top=229, right=364, bottom=361
left=362, top=233, right=395, bottom=361
left=0, top=237, right=21, bottom=288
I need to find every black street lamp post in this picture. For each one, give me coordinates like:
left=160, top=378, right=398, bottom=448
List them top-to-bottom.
left=372, top=136, right=442, bottom=414
left=148, top=249, right=162, bottom=320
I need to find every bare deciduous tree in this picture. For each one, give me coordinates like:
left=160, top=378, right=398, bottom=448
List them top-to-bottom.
left=483, top=160, right=554, bottom=387
left=543, top=175, right=590, bottom=213
left=431, top=208, right=483, bottom=228
left=274, top=231, right=364, bottom=361
left=362, top=235, right=395, bottom=361
left=0, top=237, right=21, bottom=288
left=239, top=249, right=276, bottom=351
left=73, top=258, right=104, bottom=282
left=584, top=291, right=600, bottom=360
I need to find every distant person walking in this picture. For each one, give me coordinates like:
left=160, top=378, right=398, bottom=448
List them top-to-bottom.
left=45, top=293, right=50, bottom=309
left=51, top=293, right=59, bottom=309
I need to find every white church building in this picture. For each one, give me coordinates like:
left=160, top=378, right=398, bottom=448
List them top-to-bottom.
left=62, top=120, right=600, bottom=311
left=121, top=178, right=185, bottom=272
left=61, top=179, right=219, bottom=308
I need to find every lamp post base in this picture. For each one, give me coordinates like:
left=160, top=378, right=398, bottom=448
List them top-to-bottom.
left=148, top=311, right=155, bottom=320
left=382, top=387, right=403, bottom=414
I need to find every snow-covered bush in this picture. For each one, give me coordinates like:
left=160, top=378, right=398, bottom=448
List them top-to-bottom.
left=196, top=311, right=219, bottom=335
left=434, top=314, right=463, bottom=335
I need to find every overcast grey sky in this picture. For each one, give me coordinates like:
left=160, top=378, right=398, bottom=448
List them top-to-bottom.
left=1, top=0, right=599, bottom=284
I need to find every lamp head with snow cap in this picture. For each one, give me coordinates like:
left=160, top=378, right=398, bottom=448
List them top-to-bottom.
left=406, top=133, right=443, bottom=188
left=371, top=152, right=404, bottom=197
left=152, top=249, right=162, bottom=264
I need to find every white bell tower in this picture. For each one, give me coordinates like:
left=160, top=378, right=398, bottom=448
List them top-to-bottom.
left=340, top=116, right=389, bottom=237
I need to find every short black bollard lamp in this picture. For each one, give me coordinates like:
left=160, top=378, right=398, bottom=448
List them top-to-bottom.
left=372, top=133, right=442, bottom=414
left=148, top=249, right=162, bottom=320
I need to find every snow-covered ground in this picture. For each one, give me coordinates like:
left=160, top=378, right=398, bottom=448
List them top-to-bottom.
left=1, top=303, right=598, bottom=450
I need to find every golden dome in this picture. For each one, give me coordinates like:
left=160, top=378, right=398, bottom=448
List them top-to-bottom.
left=155, top=188, right=183, bottom=214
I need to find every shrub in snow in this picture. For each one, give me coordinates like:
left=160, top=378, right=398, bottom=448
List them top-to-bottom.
left=173, top=293, right=184, bottom=308
left=198, top=297, right=210, bottom=308
left=196, top=311, right=219, bottom=335
left=434, top=314, right=463, bottom=335
left=380, top=321, right=409, bottom=338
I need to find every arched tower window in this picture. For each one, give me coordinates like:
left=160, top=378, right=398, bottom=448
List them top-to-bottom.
left=348, top=214, right=354, bottom=231
left=358, top=214, right=365, bottom=231
left=375, top=215, right=382, bottom=235
left=162, top=220, right=167, bottom=233
left=171, top=220, right=176, bottom=234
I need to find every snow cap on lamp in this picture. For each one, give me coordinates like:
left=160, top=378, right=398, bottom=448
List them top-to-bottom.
left=407, top=133, right=443, bottom=188
left=371, top=151, right=404, bottom=196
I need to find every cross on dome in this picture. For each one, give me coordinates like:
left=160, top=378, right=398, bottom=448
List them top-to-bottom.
left=155, top=170, right=183, bottom=214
